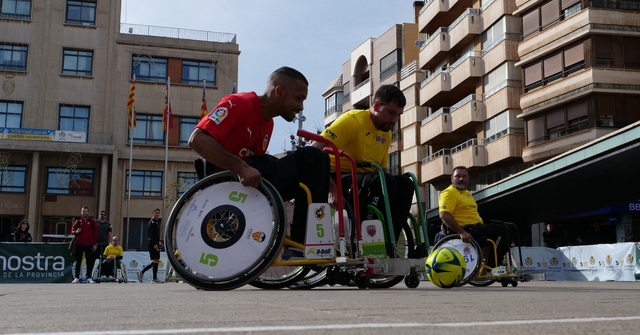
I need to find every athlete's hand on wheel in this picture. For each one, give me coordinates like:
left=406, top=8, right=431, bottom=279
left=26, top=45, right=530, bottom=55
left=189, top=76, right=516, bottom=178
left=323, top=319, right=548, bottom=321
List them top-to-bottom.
left=238, top=166, right=262, bottom=188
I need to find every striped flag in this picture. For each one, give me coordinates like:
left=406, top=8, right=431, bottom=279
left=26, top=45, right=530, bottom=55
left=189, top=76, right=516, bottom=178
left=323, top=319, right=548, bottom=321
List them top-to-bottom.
left=127, top=79, right=136, bottom=129
left=162, top=80, right=173, bottom=132
left=200, top=84, right=208, bottom=119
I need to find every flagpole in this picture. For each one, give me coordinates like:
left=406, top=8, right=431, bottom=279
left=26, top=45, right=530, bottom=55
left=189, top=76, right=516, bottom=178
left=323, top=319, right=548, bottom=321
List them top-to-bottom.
left=127, top=74, right=135, bottom=250
left=164, top=77, right=170, bottom=220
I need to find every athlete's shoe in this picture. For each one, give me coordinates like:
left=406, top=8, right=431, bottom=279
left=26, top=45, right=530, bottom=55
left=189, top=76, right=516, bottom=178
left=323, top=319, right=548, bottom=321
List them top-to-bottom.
left=71, top=278, right=80, bottom=284
left=87, top=278, right=95, bottom=284
left=151, top=279, right=163, bottom=283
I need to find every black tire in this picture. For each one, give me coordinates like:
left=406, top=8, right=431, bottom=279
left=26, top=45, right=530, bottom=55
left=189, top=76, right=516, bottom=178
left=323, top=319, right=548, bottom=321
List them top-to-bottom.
left=165, top=171, right=286, bottom=291
left=250, top=266, right=311, bottom=290
left=289, top=267, right=328, bottom=290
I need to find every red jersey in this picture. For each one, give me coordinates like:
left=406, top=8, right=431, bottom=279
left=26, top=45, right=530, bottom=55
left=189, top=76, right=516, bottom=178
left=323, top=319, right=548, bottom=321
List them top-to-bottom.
left=196, top=92, right=273, bottom=158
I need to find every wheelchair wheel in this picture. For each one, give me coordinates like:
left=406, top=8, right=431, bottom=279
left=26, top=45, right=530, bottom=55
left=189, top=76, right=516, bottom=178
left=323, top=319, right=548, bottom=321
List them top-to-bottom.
left=165, top=171, right=286, bottom=290
left=432, top=234, right=483, bottom=286
left=249, top=264, right=311, bottom=289
left=288, top=266, right=328, bottom=290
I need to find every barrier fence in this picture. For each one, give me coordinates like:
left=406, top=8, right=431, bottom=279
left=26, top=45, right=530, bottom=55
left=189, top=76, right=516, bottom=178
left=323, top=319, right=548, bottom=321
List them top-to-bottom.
left=2, top=242, right=639, bottom=283
left=0, top=243, right=168, bottom=283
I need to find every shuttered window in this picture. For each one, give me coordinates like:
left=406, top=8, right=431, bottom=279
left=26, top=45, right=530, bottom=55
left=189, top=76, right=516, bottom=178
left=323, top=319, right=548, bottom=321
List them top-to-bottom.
left=541, top=0, right=560, bottom=28
left=523, top=8, right=540, bottom=37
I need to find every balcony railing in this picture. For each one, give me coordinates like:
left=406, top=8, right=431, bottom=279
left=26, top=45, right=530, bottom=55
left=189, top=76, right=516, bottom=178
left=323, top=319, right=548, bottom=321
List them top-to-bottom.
left=120, top=23, right=237, bottom=43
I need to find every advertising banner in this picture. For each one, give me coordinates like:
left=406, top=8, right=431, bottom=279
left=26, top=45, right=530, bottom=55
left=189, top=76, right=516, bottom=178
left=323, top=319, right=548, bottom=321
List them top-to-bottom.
left=0, top=242, right=74, bottom=283
left=514, top=242, right=638, bottom=281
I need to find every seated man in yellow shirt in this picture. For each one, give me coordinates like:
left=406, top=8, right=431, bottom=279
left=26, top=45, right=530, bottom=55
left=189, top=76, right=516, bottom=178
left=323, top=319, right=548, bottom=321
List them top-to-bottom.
left=312, top=84, right=414, bottom=256
left=439, top=166, right=510, bottom=267
left=101, top=236, right=124, bottom=278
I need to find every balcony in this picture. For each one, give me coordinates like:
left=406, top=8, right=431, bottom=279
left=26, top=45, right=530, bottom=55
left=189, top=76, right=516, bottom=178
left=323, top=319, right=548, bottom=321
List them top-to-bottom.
left=419, top=0, right=475, bottom=34
left=481, top=0, right=518, bottom=28
left=448, top=8, right=482, bottom=52
left=419, top=28, right=450, bottom=70
left=482, top=37, right=520, bottom=74
left=449, top=51, right=484, bottom=93
left=520, top=68, right=638, bottom=112
left=419, top=70, right=451, bottom=106
left=351, top=78, right=372, bottom=107
left=483, top=81, right=522, bottom=119
left=450, top=94, right=486, bottom=132
left=420, top=108, right=452, bottom=143
left=485, top=129, right=526, bottom=165
left=451, top=138, right=487, bottom=168
left=401, top=145, right=426, bottom=168
left=421, top=149, right=453, bottom=184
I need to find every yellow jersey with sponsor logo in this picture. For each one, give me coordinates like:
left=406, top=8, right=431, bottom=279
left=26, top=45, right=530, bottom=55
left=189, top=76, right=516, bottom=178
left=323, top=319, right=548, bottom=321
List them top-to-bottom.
left=320, top=109, right=389, bottom=172
left=439, top=184, right=483, bottom=226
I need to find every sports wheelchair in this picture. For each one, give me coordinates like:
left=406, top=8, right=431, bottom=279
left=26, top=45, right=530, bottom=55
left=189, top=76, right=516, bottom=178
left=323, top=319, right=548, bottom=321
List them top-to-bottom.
left=164, top=130, right=430, bottom=290
left=432, top=220, right=531, bottom=287
left=93, top=255, right=128, bottom=283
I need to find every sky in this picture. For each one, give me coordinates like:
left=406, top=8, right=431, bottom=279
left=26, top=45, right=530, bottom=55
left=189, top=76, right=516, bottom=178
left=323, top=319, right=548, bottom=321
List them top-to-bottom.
left=121, top=0, right=416, bottom=153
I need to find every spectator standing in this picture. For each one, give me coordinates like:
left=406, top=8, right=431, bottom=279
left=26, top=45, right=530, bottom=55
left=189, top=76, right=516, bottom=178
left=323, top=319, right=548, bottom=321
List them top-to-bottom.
left=71, top=206, right=98, bottom=283
left=137, top=208, right=163, bottom=283
left=96, top=210, right=112, bottom=257
left=13, top=219, right=32, bottom=242
left=542, top=223, right=560, bottom=248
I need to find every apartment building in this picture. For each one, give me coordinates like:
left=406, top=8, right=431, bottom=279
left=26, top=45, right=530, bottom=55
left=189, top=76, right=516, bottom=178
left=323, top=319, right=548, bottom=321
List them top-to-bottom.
left=0, top=0, right=239, bottom=249
left=327, top=0, right=640, bottom=244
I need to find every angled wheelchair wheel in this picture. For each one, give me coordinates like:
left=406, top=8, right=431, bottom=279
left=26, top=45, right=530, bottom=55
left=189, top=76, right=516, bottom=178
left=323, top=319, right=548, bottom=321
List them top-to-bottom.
left=165, top=171, right=286, bottom=290
left=432, top=234, right=483, bottom=286
left=249, top=265, right=311, bottom=290
left=289, top=267, right=329, bottom=289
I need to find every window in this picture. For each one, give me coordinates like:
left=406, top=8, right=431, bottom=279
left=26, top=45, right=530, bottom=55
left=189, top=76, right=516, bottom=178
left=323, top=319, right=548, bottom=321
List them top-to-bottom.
left=0, top=0, right=31, bottom=19
left=65, top=0, right=96, bottom=26
left=0, top=44, right=27, bottom=71
left=62, top=49, right=93, bottom=76
left=380, top=49, right=401, bottom=80
left=132, top=55, right=167, bottom=82
left=182, top=60, right=216, bottom=86
left=523, top=60, right=543, bottom=92
left=324, top=92, right=343, bottom=117
left=0, top=101, right=22, bottom=127
left=59, top=105, right=89, bottom=132
left=485, top=112, right=509, bottom=144
left=131, top=114, right=163, bottom=145
left=179, top=117, right=198, bottom=146
left=387, top=152, right=399, bottom=176
left=0, top=165, right=27, bottom=193
left=46, top=167, right=94, bottom=195
left=126, top=170, right=163, bottom=197
left=177, top=172, right=198, bottom=198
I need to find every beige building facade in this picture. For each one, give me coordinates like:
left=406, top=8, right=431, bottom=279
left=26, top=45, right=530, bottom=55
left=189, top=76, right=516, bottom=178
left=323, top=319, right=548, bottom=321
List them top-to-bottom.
left=0, top=0, right=239, bottom=249
left=324, top=0, right=640, bottom=244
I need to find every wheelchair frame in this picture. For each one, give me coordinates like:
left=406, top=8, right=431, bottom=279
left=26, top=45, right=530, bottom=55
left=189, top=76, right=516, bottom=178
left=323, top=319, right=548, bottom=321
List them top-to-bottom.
left=164, top=130, right=430, bottom=290
left=432, top=220, right=531, bottom=287
left=94, top=255, right=128, bottom=283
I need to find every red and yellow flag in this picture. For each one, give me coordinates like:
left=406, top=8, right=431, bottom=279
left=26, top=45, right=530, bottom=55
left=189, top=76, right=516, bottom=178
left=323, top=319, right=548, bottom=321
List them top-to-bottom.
left=127, top=79, right=136, bottom=129
left=162, top=81, right=173, bottom=132
left=200, top=85, right=208, bottom=119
